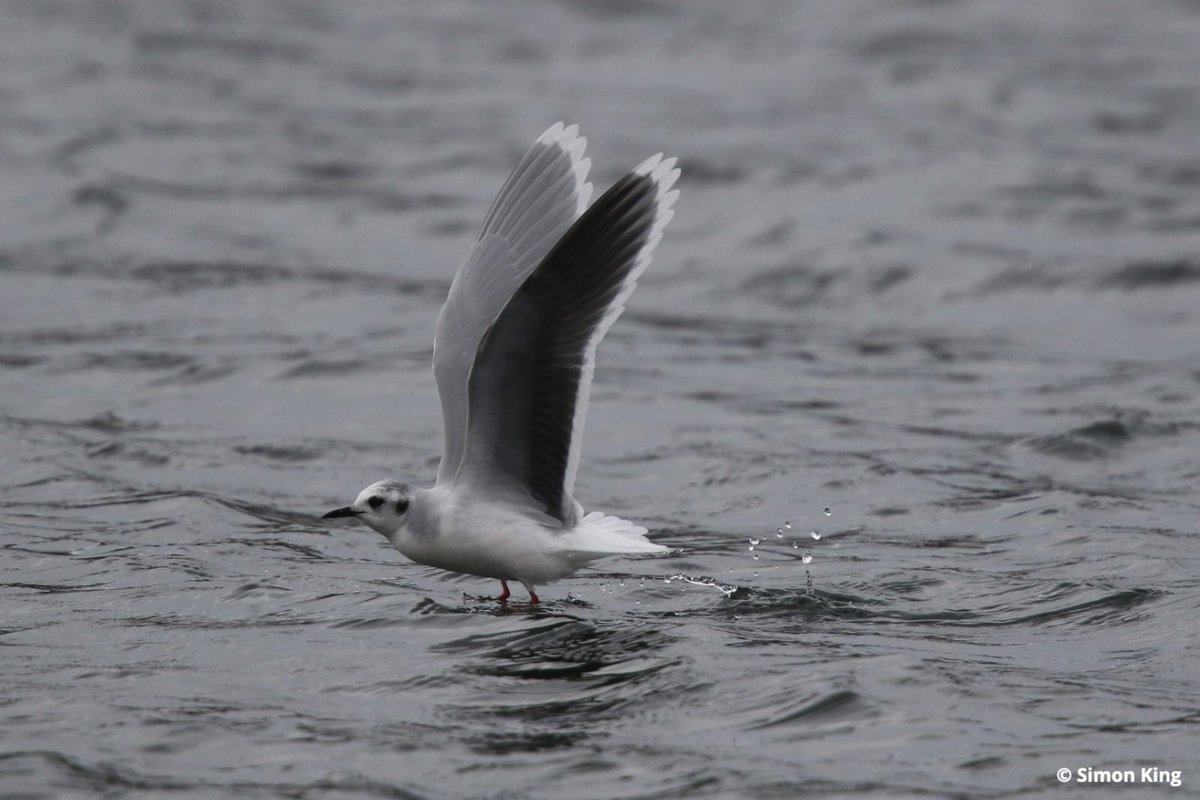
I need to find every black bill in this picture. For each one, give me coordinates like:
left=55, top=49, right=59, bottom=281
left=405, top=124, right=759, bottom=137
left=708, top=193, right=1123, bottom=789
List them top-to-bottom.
left=322, top=506, right=360, bottom=519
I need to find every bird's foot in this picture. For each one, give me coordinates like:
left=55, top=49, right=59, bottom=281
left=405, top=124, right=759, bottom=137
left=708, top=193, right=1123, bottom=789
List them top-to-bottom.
left=496, top=580, right=539, bottom=606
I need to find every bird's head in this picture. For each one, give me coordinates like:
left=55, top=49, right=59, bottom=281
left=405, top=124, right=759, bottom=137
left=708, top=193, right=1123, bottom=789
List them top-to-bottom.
left=322, top=479, right=413, bottom=537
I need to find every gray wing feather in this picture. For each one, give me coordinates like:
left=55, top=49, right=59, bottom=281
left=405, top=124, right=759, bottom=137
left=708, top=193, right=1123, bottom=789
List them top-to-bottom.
left=434, top=123, right=592, bottom=486
left=453, top=154, right=680, bottom=525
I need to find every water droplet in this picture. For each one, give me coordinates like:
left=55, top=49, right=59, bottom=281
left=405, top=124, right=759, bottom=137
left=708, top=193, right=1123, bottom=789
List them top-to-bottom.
left=823, top=506, right=831, bottom=516
left=784, top=520, right=792, bottom=530
left=775, top=528, right=784, bottom=538
left=811, top=530, right=821, bottom=540
left=748, top=537, right=760, bottom=546
left=792, top=542, right=799, bottom=549
left=747, top=545, right=755, bottom=552
left=802, top=552, right=813, bottom=564
left=752, top=553, right=760, bottom=560
left=664, top=577, right=672, bottom=584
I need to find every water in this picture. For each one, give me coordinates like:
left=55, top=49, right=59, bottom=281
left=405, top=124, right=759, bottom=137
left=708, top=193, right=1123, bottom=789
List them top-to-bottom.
left=3, top=1, right=1200, bottom=797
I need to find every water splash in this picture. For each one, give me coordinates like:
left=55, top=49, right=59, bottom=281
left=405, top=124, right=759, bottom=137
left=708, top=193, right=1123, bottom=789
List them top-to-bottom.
left=668, top=574, right=738, bottom=597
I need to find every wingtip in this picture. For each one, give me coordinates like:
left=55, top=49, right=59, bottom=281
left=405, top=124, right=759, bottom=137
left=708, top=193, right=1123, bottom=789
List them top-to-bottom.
left=537, top=121, right=566, bottom=144
left=538, top=121, right=587, bottom=148
left=523, top=122, right=594, bottom=217
left=568, top=134, right=587, bottom=160
left=617, top=149, right=681, bottom=304
left=633, top=152, right=664, bottom=176
left=634, top=153, right=682, bottom=196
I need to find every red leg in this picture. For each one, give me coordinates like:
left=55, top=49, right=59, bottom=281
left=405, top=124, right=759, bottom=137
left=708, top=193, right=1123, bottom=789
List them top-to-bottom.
left=497, top=580, right=510, bottom=602
left=526, top=585, right=539, bottom=605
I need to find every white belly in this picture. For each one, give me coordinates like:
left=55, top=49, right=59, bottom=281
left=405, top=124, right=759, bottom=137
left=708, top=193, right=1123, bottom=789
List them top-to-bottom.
left=387, top=489, right=591, bottom=585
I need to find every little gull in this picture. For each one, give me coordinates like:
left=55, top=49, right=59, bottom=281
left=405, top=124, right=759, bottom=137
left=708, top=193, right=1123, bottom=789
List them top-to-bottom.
left=323, top=123, right=680, bottom=604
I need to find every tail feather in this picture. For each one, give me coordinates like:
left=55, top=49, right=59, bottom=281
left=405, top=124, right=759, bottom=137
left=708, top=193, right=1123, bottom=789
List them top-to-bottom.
left=564, top=510, right=667, bottom=555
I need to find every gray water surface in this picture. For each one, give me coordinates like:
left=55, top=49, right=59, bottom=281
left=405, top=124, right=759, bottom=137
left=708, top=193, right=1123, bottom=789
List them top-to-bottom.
left=4, top=1, right=1200, bottom=798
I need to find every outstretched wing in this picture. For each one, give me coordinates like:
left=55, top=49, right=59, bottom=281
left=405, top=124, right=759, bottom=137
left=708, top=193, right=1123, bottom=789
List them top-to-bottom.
left=434, top=123, right=592, bottom=486
left=452, top=154, right=681, bottom=525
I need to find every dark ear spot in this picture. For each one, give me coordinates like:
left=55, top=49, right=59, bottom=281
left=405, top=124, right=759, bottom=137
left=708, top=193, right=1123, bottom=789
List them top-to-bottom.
left=367, top=496, right=385, bottom=509
left=395, top=498, right=410, bottom=514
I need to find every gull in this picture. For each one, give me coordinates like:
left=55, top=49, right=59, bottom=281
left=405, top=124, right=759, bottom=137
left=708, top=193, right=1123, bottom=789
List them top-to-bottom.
left=323, top=123, right=680, bottom=604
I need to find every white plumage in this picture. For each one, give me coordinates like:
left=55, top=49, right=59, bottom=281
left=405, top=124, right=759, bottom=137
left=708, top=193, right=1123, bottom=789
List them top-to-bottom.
left=323, top=124, right=680, bottom=604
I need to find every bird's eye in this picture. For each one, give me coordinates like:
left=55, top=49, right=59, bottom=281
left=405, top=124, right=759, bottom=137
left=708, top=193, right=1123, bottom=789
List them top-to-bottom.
left=367, top=496, right=385, bottom=509
left=395, top=499, right=409, bottom=513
